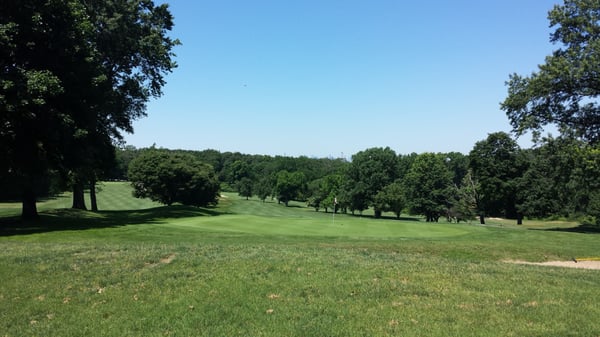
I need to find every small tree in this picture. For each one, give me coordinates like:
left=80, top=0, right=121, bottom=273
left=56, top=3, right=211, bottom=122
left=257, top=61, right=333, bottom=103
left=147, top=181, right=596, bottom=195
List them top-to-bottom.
left=128, top=150, right=219, bottom=207
left=449, top=170, right=479, bottom=223
left=255, top=176, right=273, bottom=202
left=237, top=177, right=253, bottom=200
left=373, top=182, right=406, bottom=219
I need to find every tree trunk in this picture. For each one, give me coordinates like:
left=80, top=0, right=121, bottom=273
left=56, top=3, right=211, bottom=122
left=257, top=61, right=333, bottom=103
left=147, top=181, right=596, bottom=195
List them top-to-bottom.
left=90, top=179, right=98, bottom=211
left=72, top=180, right=87, bottom=210
left=21, top=186, right=39, bottom=221
left=374, top=209, right=382, bottom=218
left=479, top=213, right=485, bottom=224
left=517, top=214, right=523, bottom=225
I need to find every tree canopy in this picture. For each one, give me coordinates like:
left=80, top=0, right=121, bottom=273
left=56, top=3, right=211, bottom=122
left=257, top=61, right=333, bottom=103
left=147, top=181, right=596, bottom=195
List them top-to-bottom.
left=1, top=0, right=178, bottom=219
left=501, top=0, right=600, bottom=143
left=469, top=132, right=525, bottom=222
left=128, top=150, right=219, bottom=207
left=403, top=153, right=453, bottom=222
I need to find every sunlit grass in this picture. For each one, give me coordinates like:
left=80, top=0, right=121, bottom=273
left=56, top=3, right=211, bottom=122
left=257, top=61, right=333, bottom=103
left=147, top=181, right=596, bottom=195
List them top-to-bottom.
left=1, top=183, right=598, bottom=336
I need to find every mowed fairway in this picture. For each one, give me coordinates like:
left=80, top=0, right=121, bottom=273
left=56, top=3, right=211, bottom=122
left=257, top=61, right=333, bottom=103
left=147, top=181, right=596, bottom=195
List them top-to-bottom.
left=1, top=183, right=599, bottom=336
left=170, top=195, right=477, bottom=239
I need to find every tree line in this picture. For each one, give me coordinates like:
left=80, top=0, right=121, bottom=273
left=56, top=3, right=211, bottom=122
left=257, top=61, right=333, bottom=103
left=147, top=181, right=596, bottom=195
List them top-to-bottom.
left=110, top=132, right=600, bottom=226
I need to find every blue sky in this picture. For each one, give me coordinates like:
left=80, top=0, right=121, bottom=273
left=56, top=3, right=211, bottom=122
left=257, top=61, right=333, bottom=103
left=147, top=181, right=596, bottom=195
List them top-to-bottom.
left=124, top=0, right=560, bottom=158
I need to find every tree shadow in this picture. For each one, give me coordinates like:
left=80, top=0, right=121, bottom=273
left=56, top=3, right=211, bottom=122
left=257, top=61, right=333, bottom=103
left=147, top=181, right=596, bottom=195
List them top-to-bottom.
left=0, top=205, right=224, bottom=237
left=341, top=213, right=422, bottom=222
left=531, top=224, right=600, bottom=234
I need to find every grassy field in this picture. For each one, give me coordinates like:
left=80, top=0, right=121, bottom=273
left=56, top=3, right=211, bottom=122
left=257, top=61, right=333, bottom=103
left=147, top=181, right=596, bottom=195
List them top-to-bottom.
left=0, top=181, right=161, bottom=218
left=1, top=183, right=599, bottom=336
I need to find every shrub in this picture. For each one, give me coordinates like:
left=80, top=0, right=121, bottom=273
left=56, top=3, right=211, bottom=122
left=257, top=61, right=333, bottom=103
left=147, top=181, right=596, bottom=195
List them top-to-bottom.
left=128, top=150, right=219, bottom=207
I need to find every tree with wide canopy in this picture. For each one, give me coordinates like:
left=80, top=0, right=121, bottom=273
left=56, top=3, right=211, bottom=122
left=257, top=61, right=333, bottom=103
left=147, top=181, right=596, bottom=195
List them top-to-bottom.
left=1, top=0, right=179, bottom=219
left=502, top=0, right=600, bottom=143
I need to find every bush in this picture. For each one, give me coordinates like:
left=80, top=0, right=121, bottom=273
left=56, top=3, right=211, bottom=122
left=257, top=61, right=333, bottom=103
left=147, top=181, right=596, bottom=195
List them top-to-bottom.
left=128, top=150, right=219, bottom=207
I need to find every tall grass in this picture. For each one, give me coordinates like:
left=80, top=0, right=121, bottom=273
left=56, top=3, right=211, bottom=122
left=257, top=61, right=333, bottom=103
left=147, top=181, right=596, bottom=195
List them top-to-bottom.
left=1, top=183, right=598, bottom=336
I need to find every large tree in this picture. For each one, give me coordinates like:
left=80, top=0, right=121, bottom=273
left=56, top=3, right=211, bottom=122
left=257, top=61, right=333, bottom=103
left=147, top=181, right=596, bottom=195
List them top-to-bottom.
left=1, top=0, right=178, bottom=220
left=1, top=0, right=89, bottom=219
left=501, top=0, right=600, bottom=143
left=469, top=132, right=526, bottom=223
left=517, top=136, right=600, bottom=221
left=345, top=147, right=400, bottom=217
left=403, top=153, right=453, bottom=222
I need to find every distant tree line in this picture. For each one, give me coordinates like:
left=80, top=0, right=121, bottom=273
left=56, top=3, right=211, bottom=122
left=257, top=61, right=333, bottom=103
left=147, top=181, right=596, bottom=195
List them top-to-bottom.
left=107, top=132, right=600, bottom=226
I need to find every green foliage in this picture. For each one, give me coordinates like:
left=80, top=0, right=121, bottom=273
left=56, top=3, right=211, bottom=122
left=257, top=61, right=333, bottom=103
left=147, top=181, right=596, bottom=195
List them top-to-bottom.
left=1, top=0, right=179, bottom=219
left=501, top=0, right=600, bottom=143
left=469, top=132, right=524, bottom=219
left=518, top=136, right=600, bottom=221
left=112, top=137, right=600, bottom=223
left=345, top=147, right=400, bottom=214
left=128, top=150, right=219, bottom=207
left=404, top=153, right=453, bottom=222
left=275, top=170, right=306, bottom=206
left=449, top=170, right=479, bottom=222
left=308, top=174, right=343, bottom=213
left=255, top=176, right=274, bottom=202
left=237, top=177, right=254, bottom=200
left=373, top=182, right=405, bottom=218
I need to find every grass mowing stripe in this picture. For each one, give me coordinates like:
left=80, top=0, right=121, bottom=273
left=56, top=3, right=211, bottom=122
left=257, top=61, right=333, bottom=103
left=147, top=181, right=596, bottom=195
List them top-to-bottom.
left=94, top=181, right=161, bottom=210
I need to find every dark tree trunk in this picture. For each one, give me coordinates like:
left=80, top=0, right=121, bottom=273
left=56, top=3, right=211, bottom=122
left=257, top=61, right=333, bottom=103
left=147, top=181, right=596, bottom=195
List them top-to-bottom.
left=90, top=179, right=98, bottom=211
left=72, top=180, right=87, bottom=210
left=21, top=186, right=39, bottom=221
left=374, top=209, right=382, bottom=218
left=479, top=213, right=485, bottom=224
left=517, top=214, right=523, bottom=225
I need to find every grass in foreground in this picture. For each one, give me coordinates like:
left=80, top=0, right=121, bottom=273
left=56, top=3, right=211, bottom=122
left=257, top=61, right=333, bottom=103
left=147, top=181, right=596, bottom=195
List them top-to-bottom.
left=0, top=185, right=599, bottom=336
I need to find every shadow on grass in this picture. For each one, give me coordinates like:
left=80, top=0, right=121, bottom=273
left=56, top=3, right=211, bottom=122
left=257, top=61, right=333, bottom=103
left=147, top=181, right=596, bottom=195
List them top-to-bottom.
left=0, top=205, right=224, bottom=237
left=341, top=213, right=422, bottom=222
left=532, top=224, right=600, bottom=234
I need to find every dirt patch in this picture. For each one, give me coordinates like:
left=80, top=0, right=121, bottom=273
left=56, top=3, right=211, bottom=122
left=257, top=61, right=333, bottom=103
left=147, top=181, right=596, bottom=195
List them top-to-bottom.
left=145, top=253, right=176, bottom=268
left=159, top=253, right=176, bottom=264
left=505, top=259, right=600, bottom=270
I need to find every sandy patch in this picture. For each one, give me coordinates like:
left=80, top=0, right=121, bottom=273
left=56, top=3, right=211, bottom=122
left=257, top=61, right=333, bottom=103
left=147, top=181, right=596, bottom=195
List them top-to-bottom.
left=144, top=253, right=176, bottom=268
left=159, top=253, right=176, bottom=264
left=506, top=260, right=600, bottom=270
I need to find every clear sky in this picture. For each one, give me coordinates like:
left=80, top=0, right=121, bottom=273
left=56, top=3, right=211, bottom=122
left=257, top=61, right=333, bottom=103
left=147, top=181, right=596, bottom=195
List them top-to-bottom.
left=124, top=0, right=561, bottom=158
